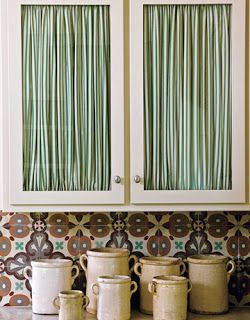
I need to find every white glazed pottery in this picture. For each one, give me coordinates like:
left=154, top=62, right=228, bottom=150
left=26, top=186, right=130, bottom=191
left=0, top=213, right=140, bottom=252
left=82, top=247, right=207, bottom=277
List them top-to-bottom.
left=80, top=248, right=138, bottom=314
left=187, top=255, right=235, bottom=314
left=134, top=256, right=186, bottom=314
left=23, top=259, right=79, bottom=314
left=92, top=275, right=137, bottom=320
left=148, top=276, right=191, bottom=320
left=53, top=290, right=89, bottom=320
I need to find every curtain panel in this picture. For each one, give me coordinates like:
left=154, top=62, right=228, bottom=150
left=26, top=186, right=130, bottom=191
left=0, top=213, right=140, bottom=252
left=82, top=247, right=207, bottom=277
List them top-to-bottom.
left=22, top=5, right=111, bottom=191
left=144, top=5, right=232, bottom=191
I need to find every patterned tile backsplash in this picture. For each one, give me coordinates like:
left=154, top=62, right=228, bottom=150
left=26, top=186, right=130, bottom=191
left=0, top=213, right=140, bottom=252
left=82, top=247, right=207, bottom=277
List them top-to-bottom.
left=0, top=211, right=249, bottom=308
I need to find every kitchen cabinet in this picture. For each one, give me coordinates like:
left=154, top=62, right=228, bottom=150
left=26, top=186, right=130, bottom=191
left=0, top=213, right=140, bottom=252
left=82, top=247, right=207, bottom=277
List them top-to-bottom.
left=0, top=0, right=248, bottom=211
left=0, top=0, right=124, bottom=209
left=130, top=0, right=246, bottom=204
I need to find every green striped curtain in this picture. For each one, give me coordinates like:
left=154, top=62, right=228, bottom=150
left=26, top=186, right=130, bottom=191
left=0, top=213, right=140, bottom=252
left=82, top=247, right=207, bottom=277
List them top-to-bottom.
left=22, top=5, right=111, bottom=191
left=144, top=5, right=232, bottom=191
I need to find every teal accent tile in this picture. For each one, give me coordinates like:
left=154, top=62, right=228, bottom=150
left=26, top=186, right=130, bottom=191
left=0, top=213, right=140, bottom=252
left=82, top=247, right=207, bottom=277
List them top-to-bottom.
left=135, top=241, right=143, bottom=250
left=15, top=242, right=24, bottom=251
left=55, top=242, right=64, bottom=250
left=15, top=282, right=24, bottom=291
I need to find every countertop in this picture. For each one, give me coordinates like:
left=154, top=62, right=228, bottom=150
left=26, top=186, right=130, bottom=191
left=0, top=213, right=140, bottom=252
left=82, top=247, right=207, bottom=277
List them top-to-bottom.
left=0, top=308, right=249, bottom=320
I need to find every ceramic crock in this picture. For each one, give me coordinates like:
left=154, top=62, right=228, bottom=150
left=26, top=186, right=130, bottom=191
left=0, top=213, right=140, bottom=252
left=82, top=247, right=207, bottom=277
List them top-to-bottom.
left=80, top=248, right=138, bottom=314
left=187, top=255, right=235, bottom=314
left=134, top=256, right=186, bottom=314
left=23, top=259, right=79, bottom=314
left=92, top=275, right=137, bottom=320
left=148, top=276, right=191, bottom=320
left=53, top=290, right=89, bottom=320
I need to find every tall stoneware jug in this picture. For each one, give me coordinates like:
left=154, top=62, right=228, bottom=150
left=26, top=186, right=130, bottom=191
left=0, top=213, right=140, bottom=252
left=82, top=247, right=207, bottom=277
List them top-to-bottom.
left=80, top=248, right=138, bottom=314
left=187, top=255, right=235, bottom=314
left=134, top=257, right=186, bottom=314
left=23, top=259, right=79, bottom=314
left=148, top=276, right=192, bottom=320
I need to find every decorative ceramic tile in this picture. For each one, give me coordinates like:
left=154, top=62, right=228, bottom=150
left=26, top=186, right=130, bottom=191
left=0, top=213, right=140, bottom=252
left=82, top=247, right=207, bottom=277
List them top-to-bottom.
left=0, top=211, right=249, bottom=308
left=0, top=273, right=31, bottom=307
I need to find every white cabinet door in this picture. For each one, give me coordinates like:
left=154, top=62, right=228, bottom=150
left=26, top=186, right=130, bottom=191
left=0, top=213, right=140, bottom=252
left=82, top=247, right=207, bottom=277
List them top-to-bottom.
left=2, top=0, right=124, bottom=208
left=130, top=0, right=246, bottom=204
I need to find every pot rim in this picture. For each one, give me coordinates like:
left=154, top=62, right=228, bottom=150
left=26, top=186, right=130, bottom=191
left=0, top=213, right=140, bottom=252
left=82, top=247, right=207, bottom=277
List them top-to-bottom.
left=86, top=248, right=130, bottom=258
left=187, top=254, right=228, bottom=264
left=140, top=256, right=181, bottom=266
left=31, top=259, right=73, bottom=268
left=98, top=275, right=131, bottom=284
left=153, top=275, right=188, bottom=285
left=59, top=290, right=83, bottom=299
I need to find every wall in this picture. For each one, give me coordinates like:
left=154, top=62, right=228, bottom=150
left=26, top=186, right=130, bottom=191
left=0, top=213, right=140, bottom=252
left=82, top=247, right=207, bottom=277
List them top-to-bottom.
left=0, top=0, right=249, bottom=310
left=0, top=211, right=249, bottom=307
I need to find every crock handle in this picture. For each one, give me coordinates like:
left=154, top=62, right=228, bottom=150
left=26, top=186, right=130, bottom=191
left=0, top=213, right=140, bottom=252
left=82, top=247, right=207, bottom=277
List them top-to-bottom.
left=79, top=254, right=88, bottom=279
left=128, top=254, right=138, bottom=275
left=227, top=260, right=235, bottom=282
left=180, top=261, right=186, bottom=275
left=134, top=262, right=142, bottom=277
left=71, top=265, right=80, bottom=285
left=23, top=266, right=32, bottom=287
left=187, top=279, right=192, bottom=293
left=130, top=281, right=138, bottom=297
left=148, top=282, right=157, bottom=296
left=91, top=283, right=100, bottom=296
left=82, top=295, right=90, bottom=309
left=53, top=297, right=60, bottom=310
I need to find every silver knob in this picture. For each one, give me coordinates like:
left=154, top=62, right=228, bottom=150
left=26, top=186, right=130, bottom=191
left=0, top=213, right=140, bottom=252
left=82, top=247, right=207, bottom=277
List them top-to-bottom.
left=134, top=175, right=141, bottom=183
left=114, top=176, right=121, bottom=184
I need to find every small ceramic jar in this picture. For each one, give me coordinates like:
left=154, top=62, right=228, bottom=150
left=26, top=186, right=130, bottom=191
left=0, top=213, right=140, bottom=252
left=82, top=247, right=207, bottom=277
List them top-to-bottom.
left=80, top=248, right=138, bottom=314
left=187, top=255, right=235, bottom=314
left=134, top=256, right=186, bottom=314
left=23, top=259, right=79, bottom=314
left=92, top=275, right=137, bottom=320
left=148, top=276, right=192, bottom=320
left=53, top=290, right=89, bottom=320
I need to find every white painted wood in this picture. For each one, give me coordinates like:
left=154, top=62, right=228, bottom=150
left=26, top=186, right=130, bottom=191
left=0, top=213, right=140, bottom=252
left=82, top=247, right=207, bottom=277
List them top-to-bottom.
left=0, top=0, right=3, bottom=211
left=1, top=0, right=9, bottom=213
left=5, top=0, right=124, bottom=205
left=130, top=0, right=246, bottom=204
left=136, top=0, right=234, bottom=4
left=3, top=202, right=250, bottom=213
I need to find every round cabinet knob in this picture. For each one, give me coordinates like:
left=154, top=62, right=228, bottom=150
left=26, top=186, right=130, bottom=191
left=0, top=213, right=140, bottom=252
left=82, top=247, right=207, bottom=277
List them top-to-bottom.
left=134, top=175, right=141, bottom=184
left=114, top=176, right=122, bottom=184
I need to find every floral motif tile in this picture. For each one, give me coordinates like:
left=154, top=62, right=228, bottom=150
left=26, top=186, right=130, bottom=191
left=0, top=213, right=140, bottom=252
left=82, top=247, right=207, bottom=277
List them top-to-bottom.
left=0, top=211, right=249, bottom=308
left=204, top=211, right=241, bottom=226
left=229, top=271, right=250, bottom=307
left=0, top=273, right=31, bottom=307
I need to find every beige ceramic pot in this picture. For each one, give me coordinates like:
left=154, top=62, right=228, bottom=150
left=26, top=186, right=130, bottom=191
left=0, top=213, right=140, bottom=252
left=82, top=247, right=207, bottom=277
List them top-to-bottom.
left=80, top=248, right=138, bottom=314
left=187, top=255, right=235, bottom=315
left=134, top=256, right=186, bottom=314
left=23, top=259, right=79, bottom=314
left=92, top=275, right=137, bottom=320
left=148, top=276, right=191, bottom=320
left=53, top=290, right=89, bottom=320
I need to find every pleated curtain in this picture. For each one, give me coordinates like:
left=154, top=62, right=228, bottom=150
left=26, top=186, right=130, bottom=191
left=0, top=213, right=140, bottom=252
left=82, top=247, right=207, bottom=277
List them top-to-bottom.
left=22, top=5, right=111, bottom=191
left=144, top=5, right=232, bottom=191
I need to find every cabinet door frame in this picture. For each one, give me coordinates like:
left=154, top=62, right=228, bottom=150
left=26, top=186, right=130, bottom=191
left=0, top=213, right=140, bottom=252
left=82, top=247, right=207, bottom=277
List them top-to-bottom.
left=4, top=0, right=124, bottom=205
left=130, top=0, right=246, bottom=204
